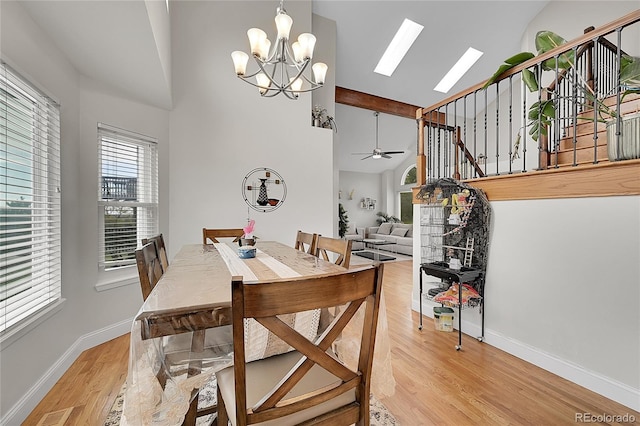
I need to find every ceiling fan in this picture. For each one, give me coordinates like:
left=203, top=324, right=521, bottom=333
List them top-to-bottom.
left=352, top=111, right=405, bottom=160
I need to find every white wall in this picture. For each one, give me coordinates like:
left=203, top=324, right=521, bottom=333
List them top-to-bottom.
left=0, top=1, right=171, bottom=422
left=167, top=1, right=336, bottom=252
left=412, top=2, right=640, bottom=410
left=338, top=171, right=382, bottom=231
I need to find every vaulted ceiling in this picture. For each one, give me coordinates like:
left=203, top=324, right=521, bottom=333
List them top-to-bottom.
left=18, top=0, right=551, bottom=173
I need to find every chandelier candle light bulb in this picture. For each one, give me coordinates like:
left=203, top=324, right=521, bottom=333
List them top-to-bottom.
left=231, top=0, right=328, bottom=99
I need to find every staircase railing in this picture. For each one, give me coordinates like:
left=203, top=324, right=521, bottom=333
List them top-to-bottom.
left=415, top=10, right=640, bottom=194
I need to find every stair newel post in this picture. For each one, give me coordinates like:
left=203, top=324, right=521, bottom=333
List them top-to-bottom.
left=415, top=111, right=427, bottom=204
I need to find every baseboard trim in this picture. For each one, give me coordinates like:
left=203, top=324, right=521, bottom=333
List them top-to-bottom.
left=412, top=300, right=639, bottom=412
left=1, top=318, right=133, bottom=425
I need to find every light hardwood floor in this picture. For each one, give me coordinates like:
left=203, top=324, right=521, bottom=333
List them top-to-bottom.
left=24, top=260, right=639, bottom=425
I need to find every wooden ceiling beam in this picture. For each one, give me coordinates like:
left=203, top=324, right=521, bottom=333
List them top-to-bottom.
left=335, top=86, right=419, bottom=119
left=335, top=87, right=449, bottom=129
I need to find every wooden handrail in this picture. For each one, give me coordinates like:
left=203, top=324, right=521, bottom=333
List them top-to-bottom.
left=419, top=9, right=640, bottom=115
left=414, top=10, right=640, bottom=199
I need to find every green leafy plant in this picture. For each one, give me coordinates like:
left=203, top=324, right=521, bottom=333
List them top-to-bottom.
left=484, top=30, right=640, bottom=143
left=312, top=105, right=338, bottom=132
left=338, top=203, right=349, bottom=238
left=375, top=211, right=400, bottom=226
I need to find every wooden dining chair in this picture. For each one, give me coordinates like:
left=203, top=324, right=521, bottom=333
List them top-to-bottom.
left=202, top=228, right=245, bottom=244
left=294, top=230, right=318, bottom=254
left=142, top=233, right=169, bottom=272
left=316, top=235, right=353, bottom=268
left=135, top=241, right=164, bottom=301
left=136, top=241, right=222, bottom=425
left=216, top=263, right=384, bottom=426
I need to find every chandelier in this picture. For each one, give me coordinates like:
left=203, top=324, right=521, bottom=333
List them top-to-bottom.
left=231, top=1, right=328, bottom=99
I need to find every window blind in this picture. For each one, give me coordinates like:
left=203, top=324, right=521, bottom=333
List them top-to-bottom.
left=0, top=62, right=62, bottom=333
left=98, top=124, right=158, bottom=270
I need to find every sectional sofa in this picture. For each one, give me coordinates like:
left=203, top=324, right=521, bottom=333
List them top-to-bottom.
left=365, top=222, right=413, bottom=256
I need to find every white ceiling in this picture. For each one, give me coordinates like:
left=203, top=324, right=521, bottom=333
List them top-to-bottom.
left=18, top=0, right=550, bottom=173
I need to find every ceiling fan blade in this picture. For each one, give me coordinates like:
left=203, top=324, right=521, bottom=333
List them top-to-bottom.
left=382, top=150, right=405, bottom=155
left=381, top=153, right=392, bottom=159
left=360, top=154, right=373, bottom=160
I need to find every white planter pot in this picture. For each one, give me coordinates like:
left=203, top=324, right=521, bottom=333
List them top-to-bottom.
left=607, top=112, right=640, bottom=161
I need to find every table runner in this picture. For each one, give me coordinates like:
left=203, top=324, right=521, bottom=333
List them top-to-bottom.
left=214, top=243, right=302, bottom=281
left=214, top=243, right=317, bottom=362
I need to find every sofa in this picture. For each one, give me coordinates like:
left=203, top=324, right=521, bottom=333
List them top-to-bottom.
left=365, top=222, right=413, bottom=256
left=344, top=227, right=366, bottom=251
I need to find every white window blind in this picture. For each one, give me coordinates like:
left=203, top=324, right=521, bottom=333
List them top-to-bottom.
left=0, top=62, right=62, bottom=333
left=98, top=124, right=158, bottom=270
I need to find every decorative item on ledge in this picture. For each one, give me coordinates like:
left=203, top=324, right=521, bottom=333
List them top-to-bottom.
left=311, top=105, right=337, bottom=131
left=242, top=168, right=287, bottom=212
left=338, top=189, right=355, bottom=200
left=360, top=197, right=376, bottom=210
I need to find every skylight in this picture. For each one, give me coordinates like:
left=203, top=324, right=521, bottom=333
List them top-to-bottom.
left=374, top=19, right=424, bottom=77
left=434, top=47, right=483, bottom=93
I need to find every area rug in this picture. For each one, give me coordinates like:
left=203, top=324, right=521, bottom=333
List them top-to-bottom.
left=105, top=382, right=398, bottom=425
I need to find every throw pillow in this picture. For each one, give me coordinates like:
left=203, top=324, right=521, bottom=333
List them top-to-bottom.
left=377, top=223, right=393, bottom=235
left=391, top=227, right=408, bottom=237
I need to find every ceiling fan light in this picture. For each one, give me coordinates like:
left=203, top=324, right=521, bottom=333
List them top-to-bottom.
left=312, top=62, right=328, bottom=84
left=372, top=153, right=382, bottom=159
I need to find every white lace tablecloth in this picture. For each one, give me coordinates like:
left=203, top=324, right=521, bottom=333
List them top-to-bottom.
left=121, top=242, right=395, bottom=425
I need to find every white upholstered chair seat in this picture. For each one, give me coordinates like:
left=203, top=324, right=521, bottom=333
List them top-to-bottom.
left=216, top=350, right=356, bottom=426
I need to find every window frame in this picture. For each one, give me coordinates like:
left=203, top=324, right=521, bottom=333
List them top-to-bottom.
left=0, top=61, right=62, bottom=340
left=97, top=123, right=158, bottom=277
left=399, top=165, right=417, bottom=224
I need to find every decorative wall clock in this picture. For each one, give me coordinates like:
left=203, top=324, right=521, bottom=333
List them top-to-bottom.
left=242, top=168, right=286, bottom=212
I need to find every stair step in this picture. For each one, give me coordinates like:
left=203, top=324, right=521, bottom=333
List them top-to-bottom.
left=577, top=96, right=640, bottom=120
left=563, top=120, right=607, bottom=138
left=557, top=129, right=607, bottom=150
left=551, top=144, right=609, bottom=166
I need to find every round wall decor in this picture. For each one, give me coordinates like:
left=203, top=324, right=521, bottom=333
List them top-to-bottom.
left=242, top=168, right=286, bottom=212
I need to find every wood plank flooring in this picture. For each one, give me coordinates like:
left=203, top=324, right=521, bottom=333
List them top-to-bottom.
left=23, top=260, right=639, bottom=425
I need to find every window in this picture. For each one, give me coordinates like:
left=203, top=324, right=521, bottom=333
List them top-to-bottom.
left=0, top=62, right=61, bottom=334
left=98, top=124, right=158, bottom=271
left=399, top=165, right=417, bottom=224
left=402, top=165, right=417, bottom=185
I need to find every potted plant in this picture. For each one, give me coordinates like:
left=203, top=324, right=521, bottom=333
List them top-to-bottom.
left=484, top=30, right=640, bottom=160
left=312, top=105, right=338, bottom=132
left=338, top=203, right=349, bottom=238
left=375, top=212, right=400, bottom=226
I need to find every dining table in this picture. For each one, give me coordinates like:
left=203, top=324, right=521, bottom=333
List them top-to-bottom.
left=121, top=241, right=395, bottom=426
